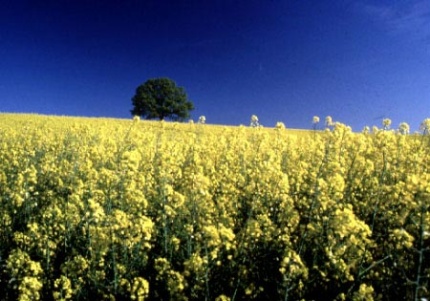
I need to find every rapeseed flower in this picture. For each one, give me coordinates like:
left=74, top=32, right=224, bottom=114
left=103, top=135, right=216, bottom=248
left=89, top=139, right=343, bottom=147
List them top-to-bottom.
left=2, top=113, right=430, bottom=300
left=250, top=114, right=260, bottom=127
left=198, top=115, right=206, bottom=124
left=325, top=115, right=333, bottom=128
left=382, top=118, right=391, bottom=130
left=420, top=118, right=430, bottom=134
left=275, top=121, right=285, bottom=129
left=398, top=122, right=410, bottom=135
left=131, top=277, right=149, bottom=301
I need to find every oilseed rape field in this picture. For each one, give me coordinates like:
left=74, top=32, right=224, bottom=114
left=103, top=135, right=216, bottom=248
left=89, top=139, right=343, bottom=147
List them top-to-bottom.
left=0, top=114, right=429, bottom=301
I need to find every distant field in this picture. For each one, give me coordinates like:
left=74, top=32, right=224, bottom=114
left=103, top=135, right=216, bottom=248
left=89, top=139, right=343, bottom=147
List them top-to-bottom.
left=0, top=113, right=429, bottom=300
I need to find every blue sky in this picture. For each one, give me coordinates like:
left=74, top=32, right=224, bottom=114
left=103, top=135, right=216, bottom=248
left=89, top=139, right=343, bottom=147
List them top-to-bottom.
left=1, top=0, right=429, bottom=131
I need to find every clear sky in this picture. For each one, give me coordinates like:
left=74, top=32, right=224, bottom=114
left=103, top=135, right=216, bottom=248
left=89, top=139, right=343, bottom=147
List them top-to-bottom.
left=1, top=0, right=429, bottom=131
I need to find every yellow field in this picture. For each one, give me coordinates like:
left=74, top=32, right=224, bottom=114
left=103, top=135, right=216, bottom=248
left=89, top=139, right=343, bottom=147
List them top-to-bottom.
left=0, top=113, right=429, bottom=300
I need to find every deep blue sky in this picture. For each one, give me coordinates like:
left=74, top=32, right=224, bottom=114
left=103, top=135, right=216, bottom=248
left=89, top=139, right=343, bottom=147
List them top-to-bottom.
left=1, top=1, right=429, bottom=131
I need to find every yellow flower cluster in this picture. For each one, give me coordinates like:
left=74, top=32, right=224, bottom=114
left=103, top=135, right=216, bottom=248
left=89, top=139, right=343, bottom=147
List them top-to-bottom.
left=0, top=114, right=429, bottom=300
left=5, top=249, right=44, bottom=300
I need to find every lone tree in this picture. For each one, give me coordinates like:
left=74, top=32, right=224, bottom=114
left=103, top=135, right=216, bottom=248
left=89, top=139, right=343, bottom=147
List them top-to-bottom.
left=131, top=77, right=194, bottom=121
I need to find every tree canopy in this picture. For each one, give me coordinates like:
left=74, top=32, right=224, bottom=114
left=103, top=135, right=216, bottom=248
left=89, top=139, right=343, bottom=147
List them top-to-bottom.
left=131, top=78, right=194, bottom=121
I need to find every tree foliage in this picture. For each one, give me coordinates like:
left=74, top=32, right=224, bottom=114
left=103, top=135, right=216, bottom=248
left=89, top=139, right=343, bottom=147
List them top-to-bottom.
left=131, top=78, right=194, bottom=121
